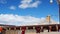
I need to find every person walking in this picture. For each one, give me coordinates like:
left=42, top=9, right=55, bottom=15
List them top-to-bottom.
left=0, top=26, right=3, bottom=34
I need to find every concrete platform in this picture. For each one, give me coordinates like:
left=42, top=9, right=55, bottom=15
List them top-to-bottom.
left=25, top=31, right=60, bottom=34
left=40, top=32, right=60, bottom=34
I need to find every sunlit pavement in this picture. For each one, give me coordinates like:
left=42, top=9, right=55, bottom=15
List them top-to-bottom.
left=25, top=32, right=60, bottom=34
left=40, top=32, right=60, bottom=34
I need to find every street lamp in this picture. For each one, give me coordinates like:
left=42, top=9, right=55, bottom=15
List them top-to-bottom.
left=50, top=0, right=60, bottom=24
left=50, top=0, right=53, bottom=4
left=57, top=0, right=60, bottom=23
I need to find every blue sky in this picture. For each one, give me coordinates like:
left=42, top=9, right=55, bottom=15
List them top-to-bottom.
left=0, top=0, right=59, bottom=25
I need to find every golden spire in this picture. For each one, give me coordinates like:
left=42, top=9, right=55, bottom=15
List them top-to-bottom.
left=46, top=15, right=50, bottom=23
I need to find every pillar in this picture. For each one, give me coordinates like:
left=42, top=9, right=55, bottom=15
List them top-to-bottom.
left=56, top=25, right=58, bottom=31
left=41, top=26, right=43, bottom=32
left=49, top=26, right=52, bottom=32
left=14, top=27, right=16, bottom=30
left=14, top=27, right=17, bottom=34
left=18, top=27, right=21, bottom=34
left=20, top=27, right=21, bottom=30
left=26, top=27, right=28, bottom=30
left=33, top=27, right=35, bottom=29
left=33, top=27, right=36, bottom=33
left=4, top=28, right=7, bottom=34
left=5, top=28, right=10, bottom=34
left=5, top=28, right=8, bottom=30
left=9, top=28, right=11, bottom=34
left=9, top=28, right=11, bottom=30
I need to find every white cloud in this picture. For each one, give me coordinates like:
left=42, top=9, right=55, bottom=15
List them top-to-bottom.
left=0, top=0, right=7, bottom=4
left=18, top=0, right=41, bottom=9
left=21, top=0, right=32, bottom=4
left=30, top=1, right=40, bottom=8
left=9, top=6, right=16, bottom=10
left=0, top=14, right=58, bottom=26
left=0, top=14, right=41, bottom=26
